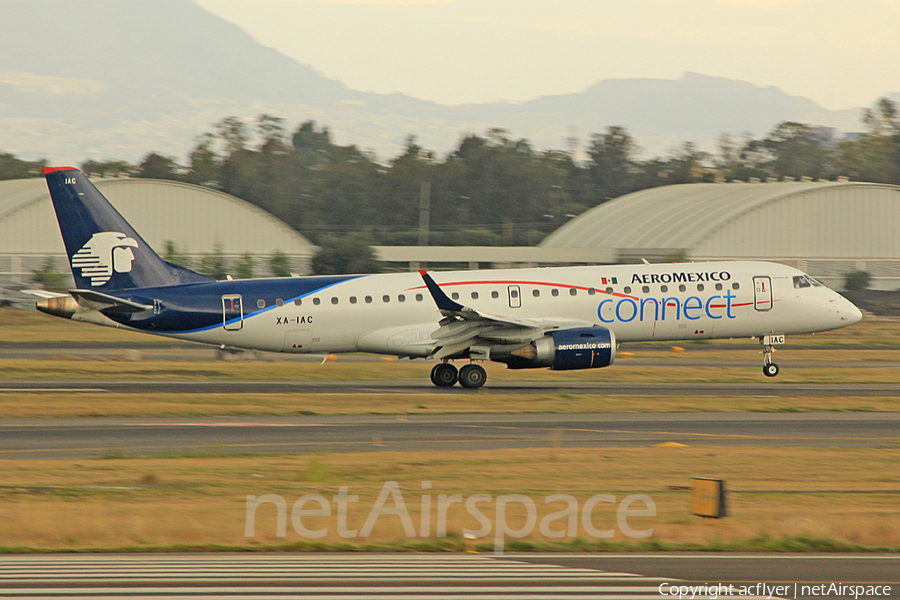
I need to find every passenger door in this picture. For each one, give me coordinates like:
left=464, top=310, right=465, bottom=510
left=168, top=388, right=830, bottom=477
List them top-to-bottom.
left=753, top=276, right=772, bottom=312
left=222, top=294, right=243, bottom=330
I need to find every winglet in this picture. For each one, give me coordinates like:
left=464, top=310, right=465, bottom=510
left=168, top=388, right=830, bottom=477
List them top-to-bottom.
left=420, top=271, right=465, bottom=312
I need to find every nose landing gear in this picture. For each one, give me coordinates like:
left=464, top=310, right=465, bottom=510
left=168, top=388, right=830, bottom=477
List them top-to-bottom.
left=760, top=334, right=784, bottom=377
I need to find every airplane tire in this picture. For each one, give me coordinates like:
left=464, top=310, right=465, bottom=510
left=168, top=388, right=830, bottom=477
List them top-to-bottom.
left=431, top=363, right=458, bottom=387
left=763, top=363, right=780, bottom=377
left=459, top=364, right=487, bottom=388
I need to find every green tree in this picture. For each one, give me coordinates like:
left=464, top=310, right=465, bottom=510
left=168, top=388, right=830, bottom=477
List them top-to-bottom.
left=838, top=98, right=900, bottom=184
left=762, top=122, right=833, bottom=180
left=587, top=126, right=638, bottom=202
left=185, top=133, right=220, bottom=186
left=136, top=152, right=180, bottom=180
left=0, top=153, right=45, bottom=180
left=81, top=160, right=131, bottom=178
left=311, top=234, right=380, bottom=275
left=163, top=240, right=192, bottom=269
left=199, top=245, right=227, bottom=280
left=269, top=251, right=291, bottom=277
left=235, top=253, right=255, bottom=279
left=31, top=257, right=67, bottom=291
left=843, top=270, right=871, bottom=291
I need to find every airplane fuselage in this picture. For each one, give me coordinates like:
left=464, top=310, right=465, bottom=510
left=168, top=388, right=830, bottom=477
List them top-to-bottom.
left=68, top=261, right=859, bottom=357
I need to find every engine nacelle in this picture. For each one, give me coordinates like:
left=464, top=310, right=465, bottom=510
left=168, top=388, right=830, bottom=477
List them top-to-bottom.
left=509, top=326, right=616, bottom=370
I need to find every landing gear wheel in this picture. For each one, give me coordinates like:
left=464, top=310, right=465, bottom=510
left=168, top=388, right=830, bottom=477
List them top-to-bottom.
left=430, top=363, right=458, bottom=387
left=458, top=363, right=487, bottom=388
left=763, top=363, right=780, bottom=378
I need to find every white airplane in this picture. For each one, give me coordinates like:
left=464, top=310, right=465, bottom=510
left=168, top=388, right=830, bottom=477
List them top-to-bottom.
left=35, top=167, right=863, bottom=388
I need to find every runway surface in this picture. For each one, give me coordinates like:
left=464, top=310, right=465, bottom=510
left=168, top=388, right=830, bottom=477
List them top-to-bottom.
left=4, top=379, right=900, bottom=397
left=1, top=412, right=897, bottom=459
left=0, top=553, right=895, bottom=599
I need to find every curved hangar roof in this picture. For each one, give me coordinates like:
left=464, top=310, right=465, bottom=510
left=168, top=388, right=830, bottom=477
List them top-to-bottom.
left=0, top=177, right=314, bottom=256
left=541, top=181, right=900, bottom=259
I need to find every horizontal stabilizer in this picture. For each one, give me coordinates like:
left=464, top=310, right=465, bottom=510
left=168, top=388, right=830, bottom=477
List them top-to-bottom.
left=21, top=289, right=69, bottom=299
left=69, top=289, right=153, bottom=313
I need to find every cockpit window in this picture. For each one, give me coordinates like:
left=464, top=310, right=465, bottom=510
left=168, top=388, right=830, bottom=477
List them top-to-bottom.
left=793, top=274, right=822, bottom=289
left=793, top=276, right=810, bottom=289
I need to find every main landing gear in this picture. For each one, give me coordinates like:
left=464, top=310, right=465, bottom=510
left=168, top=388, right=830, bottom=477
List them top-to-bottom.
left=430, top=362, right=486, bottom=388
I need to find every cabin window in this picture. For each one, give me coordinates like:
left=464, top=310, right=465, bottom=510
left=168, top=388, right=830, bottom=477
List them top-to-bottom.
left=715, top=283, right=723, bottom=291
left=732, top=283, right=740, bottom=290
left=679, top=284, right=686, bottom=292
left=697, top=284, right=705, bottom=292
left=661, top=285, right=668, bottom=293
left=624, top=286, right=632, bottom=294
left=642, top=286, right=650, bottom=294
left=605, top=287, right=613, bottom=295
left=570, top=288, right=577, bottom=296
left=588, top=288, right=596, bottom=295
left=533, top=289, right=541, bottom=297
left=551, top=289, right=560, bottom=297
left=491, top=291, right=499, bottom=299
left=451, top=292, right=460, bottom=300
left=471, top=292, right=479, bottom=300
left=398, top=294, right=406, bottom=302
left=416, top=294, right=423, bottom=301
left=382, top=295, right=390, bottom=303
left=350, top=296, right=357, bottom=304
left=365, top=296, right=373, bottom=303
left=331, top=297, right=339, bottom=305
left=276, top=298, right=284, bottom=307
left=294, top=298, right=302, bottom=306
left=313, top=298, right=321, bottom=305
left=257, top=299, right=266, bottom=309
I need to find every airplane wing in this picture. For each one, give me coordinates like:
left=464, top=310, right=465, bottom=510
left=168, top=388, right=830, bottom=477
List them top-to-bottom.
left=419, top=271, right=592, bottom=360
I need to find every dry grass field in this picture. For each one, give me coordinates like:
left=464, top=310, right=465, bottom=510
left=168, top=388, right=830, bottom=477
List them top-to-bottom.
left=0, top=447, right=897, bottom=552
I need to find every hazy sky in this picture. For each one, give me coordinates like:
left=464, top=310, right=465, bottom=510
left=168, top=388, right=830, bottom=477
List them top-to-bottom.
left=195, top=0, right=900, bottom=109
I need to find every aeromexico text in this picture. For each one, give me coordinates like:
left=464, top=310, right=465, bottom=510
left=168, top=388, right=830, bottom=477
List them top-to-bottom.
left=631, top=270, right=732, bottom=284
left=600, top=271, right=737, bottom=324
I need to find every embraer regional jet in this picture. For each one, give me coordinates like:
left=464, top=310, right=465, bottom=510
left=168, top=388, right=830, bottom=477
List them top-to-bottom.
left=34, top=167, right=862, bottom=388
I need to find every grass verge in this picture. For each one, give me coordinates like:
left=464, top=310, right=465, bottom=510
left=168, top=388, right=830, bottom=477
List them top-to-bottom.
left=0, top=447, right=896, bottom=552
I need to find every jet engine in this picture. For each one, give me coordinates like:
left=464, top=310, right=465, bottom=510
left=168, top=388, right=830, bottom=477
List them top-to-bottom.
left=507, top=326, right=616, bottom=370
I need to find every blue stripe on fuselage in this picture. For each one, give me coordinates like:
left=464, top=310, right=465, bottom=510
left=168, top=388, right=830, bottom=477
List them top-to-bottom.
left=101, top=275, right=361, bottom=333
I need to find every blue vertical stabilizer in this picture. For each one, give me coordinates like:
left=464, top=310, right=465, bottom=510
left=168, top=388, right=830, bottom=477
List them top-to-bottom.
left=44, top=167, right=213, bottom=290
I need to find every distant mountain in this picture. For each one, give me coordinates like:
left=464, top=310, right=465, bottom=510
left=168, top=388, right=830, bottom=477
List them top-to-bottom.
left=0, top=0, right=873, bottom=163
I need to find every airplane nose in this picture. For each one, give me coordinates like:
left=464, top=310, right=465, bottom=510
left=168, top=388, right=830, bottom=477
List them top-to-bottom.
left=836, top=295, right=863, bottom=325
left=846, top=300, right=863, bottom=325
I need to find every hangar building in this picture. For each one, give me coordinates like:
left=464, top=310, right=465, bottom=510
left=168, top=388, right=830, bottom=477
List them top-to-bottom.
left=0, top=177, right=316, bottom=287
left=540, top=181, right=900, bottom=290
